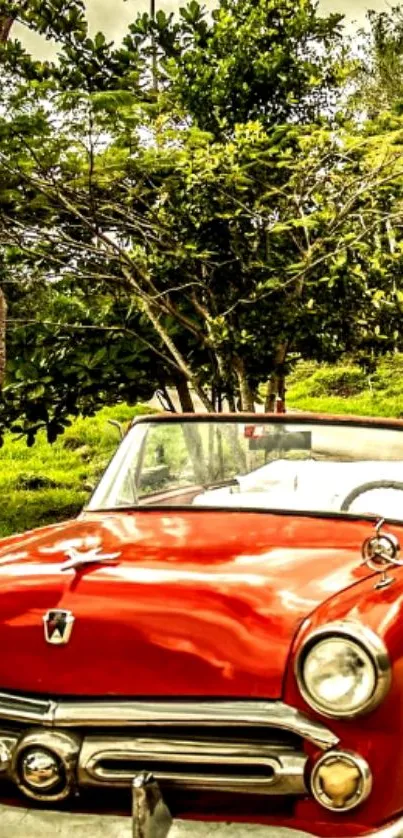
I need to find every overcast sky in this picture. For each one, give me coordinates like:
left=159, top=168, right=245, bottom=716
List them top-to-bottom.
left=14, top=0, right=391, bottom=58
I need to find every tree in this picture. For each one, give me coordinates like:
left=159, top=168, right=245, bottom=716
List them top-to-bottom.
left=0, top=0, right=17, bottom=391
left=2, top=0, right=403, bottom=440
left=152, top=0, right=348, bottom=136
left=353, top=6, right=403, bottom=118
left=345, top=7, right=403, bottom=369
left=143, top=119, right=403, bottom=408
left=2, top=274, right=164, bottom=444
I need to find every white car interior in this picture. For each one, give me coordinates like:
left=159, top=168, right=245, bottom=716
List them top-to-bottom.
left=192, top=459, right=403, bottom=516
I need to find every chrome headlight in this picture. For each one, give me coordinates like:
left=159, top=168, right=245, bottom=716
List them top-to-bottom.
left=295, top=622, right=391, bottom=718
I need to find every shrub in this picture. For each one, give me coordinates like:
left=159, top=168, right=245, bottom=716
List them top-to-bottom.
left=287, top=354, right=403, bottom=418
left=303, top=366, right=367, bottom=397
left=0, top=402, right=152, bottom=538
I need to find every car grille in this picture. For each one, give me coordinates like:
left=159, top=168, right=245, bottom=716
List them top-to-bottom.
left=0, top=692, right=339, bottom=802
left=78, top=727, right=306, bottom=795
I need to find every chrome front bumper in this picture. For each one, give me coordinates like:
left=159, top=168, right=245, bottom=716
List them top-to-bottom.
left=0, top=692, right=399, bottom=838
left=0, top=692, right=337, bottom=800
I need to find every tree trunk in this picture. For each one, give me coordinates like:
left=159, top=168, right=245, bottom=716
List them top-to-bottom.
left=0, top=15, right=13, bottom=390
left=0, top=16, right=13, bottom=42
left=0, top=289, right=7, bottom=388
left=142, top=300, right=213, bottom=412
left=264, top=343, right=288, bottom=413
left=211, top=348, right=233, bottom=412
left=233, top=357, right=255, bottom=412
left=277, top=369, right=286, bottom=413
left=265, top=370, right=287, bottom=413
left=175, top=374, right=194, bottom=412
left=265, top=374, right=277, bottom=413
left=171, top=375, right=206, bottom=481
left=216, top=385, right=223, bottom=413
left=227, top=392, right=236, bottom=412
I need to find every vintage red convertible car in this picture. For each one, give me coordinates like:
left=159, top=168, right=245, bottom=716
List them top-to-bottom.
left=2, top=412, right=403, bottom=837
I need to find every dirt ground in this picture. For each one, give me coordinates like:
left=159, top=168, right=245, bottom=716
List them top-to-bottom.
left=0, top=803, right=313, bottom=837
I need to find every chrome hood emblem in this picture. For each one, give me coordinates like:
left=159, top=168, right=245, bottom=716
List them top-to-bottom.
left=362, top=518, right=402, bottom=589
left=61, top=546, right=121, bottom=573
left=43, top=609, right=75, bottom=645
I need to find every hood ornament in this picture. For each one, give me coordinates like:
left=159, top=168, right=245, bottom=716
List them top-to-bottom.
left=362, top=518, right=402, bottom=589
left=61, top=546, right=121, bottom=574
left=43, top=609, right=75, bottom=645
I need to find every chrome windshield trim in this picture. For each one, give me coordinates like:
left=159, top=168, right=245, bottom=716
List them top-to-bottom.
left=0, top=693, right=338, bottom=751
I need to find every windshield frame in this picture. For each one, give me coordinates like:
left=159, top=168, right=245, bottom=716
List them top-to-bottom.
left=86, top=413, right=403, bottom=525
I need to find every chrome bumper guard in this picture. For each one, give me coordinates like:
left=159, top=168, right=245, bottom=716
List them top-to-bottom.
left=132, top=774, right=403, bottom=838
left=133, top=774, right=172, bottom=838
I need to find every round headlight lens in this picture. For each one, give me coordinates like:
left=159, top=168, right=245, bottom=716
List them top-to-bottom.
left=301, top=637, right=377, bottom=716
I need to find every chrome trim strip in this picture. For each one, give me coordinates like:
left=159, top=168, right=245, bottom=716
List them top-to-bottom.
left=295, top=620, right=392, bottom=719
left=0, top=692, right=339, bottom=751
left=0, top=692, right=55, bottom=724
left=78, top=735, right=307, bottom=795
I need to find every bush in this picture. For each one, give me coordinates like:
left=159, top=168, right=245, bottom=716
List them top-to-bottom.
left=287, top=354, right=403, bottom=418
left=290, top=365, right=367, bottom=398
left=0, top=402, right=152, bottom=538
left=15, top=473, right=61, bottom=491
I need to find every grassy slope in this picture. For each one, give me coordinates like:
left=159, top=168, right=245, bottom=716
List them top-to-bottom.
left=1, top=354, right=403, bottom=539
left=287, top=355, right=403, bottom=418
left=0, top=404, right=151, bottom=538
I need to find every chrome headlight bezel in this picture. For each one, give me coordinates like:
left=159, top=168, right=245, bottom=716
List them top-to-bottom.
left=295, top=621, right=391, bottom=719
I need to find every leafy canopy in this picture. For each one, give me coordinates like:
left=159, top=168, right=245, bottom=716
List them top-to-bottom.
left=1, top=0, right=403, bottom=438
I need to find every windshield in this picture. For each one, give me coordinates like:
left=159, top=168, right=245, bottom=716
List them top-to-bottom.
left=88, top=418, right=403, bottom=520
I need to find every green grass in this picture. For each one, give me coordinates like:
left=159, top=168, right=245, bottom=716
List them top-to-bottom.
left=2, top=354, right=403, bottom=540
left=287, top=355, right=403, bottom=418
left=0, top=403, right=151, bottom=538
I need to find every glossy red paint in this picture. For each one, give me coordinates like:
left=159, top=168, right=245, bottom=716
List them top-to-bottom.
left=0, top=508, right=379, bottom=697
left=282, top=537, right=403, bottom=836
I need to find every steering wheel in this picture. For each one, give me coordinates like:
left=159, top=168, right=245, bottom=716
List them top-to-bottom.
left=341, top=480, right=403, bottom=512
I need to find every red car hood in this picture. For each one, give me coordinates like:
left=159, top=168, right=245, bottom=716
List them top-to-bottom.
left=0, top=510, right=377, bottom=697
